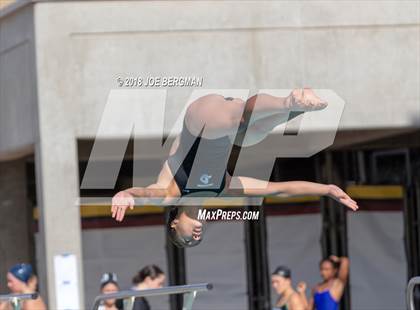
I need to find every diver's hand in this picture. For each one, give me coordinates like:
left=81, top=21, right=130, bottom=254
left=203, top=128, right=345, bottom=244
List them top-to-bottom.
left=327, top=184, right=359, bottom=211
left=111, top=190, right=135, bottom=222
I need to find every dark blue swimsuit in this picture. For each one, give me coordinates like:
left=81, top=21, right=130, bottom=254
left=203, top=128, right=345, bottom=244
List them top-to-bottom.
left=167, top=112, right=233, bottom=197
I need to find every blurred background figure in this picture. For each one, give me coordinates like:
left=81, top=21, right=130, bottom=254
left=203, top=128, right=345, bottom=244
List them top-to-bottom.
left=309, top=256, right=349, bottom=310
left=0, top=263, right=46, bottom=310
left=131, top=265, right=165, bottom=310
left=271, top=265, right=307, bottom=310
left=98, top=272, right=122, bottom=310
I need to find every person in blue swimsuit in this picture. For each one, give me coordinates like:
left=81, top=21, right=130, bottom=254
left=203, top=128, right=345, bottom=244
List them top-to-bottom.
left=110, top=89, right=359, bottom=247
left=308, top=256, right=350, bottom=310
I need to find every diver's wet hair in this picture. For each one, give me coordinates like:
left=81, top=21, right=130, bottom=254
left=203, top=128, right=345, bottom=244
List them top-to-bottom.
left=166, top=206, right=202, bottom=248
left=132, top=265, right=164, bottom=285
left=272, top=265, right=292, bottom=279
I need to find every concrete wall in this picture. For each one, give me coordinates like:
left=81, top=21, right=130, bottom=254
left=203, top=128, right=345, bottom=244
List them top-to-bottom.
left=32, top=0, right=420, bottom=142
left=0, top=4, right=37, bottom=160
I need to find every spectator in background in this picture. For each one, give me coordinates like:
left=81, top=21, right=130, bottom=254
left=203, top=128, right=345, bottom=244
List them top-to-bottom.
left=308, top=256, right=350, bottom=310
left=0, top=263, right=46, bottom=310
left=131, top=265, right=165, bottom=310
left=271, top=265, right=308, bottom=310
left=98, top=272, right=123, bottom=310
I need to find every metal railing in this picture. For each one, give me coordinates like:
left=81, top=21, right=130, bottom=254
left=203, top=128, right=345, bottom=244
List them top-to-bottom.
left=408, top=277, right=420, bottom=310
left=92, top=283, right=212, bottom=310
left=0, top=293, right=38, bottom=310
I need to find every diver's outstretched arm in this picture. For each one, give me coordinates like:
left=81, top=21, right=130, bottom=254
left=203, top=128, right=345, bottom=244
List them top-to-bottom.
left=111, top=160, right=181, bottom=222
left=229, top=176, right=359, bottom=211
left=111, top=185, right=169, bottom=222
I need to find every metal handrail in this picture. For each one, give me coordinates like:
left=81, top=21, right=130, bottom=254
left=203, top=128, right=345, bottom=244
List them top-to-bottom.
left=407, top=277, right=420, bottom=310
left=91, top=283, right=212, bottom=310
left=0, top=293, right=38, bottom=310
left=0, top=293, right=38, bottom=301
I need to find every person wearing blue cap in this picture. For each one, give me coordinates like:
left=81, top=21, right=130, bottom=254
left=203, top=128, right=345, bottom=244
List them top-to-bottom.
left=1, top=263, right=47, bottom=310
left=8, top=264, right=33, bottom=284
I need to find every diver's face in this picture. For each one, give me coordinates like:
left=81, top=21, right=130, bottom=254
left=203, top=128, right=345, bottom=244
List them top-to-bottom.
left=171, top=210, right=203, bottom=242
left=320, top=261, right=336, bottom=280
left=7, top=273, right=25, bottom=293
left=271, top=275, right=290, bottom=295
left=101, top=282, right=119, bottom=306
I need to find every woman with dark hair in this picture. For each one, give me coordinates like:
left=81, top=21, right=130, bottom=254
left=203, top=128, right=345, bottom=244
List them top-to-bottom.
left=111, top=89, right=359, bottom=248
left=309, top=256, right=349, bottom=310
left=131, top=265, right=165, bottom=310
left=271, top=266, right=307, bottom=310
left=98, top=272, right=123, bottom=310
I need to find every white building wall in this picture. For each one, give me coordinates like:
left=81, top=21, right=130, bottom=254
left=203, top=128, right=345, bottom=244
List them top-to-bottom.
left=32, top=1, right=420, bottom=141
left=0, top=5, right=37, bottom=159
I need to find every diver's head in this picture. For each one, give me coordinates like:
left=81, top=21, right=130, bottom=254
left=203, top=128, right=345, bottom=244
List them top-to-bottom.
left=167, top=206, right=204, bottom=248
left=271, top=266, right=292, bottom=295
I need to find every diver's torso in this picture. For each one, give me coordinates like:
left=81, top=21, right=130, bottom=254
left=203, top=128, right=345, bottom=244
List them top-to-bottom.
left=167, top=118, right=233, bottom=196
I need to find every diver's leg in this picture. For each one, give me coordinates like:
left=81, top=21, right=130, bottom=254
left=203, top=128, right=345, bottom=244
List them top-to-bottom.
left=186, top=88, right=326, bottom=140
left=241, top=88, right=327, bottom=126
left=227, top=89, right=326, bottom=146
left=185, top=94, right=246, bottom=139
left=229, top=112, right=297, bottom=146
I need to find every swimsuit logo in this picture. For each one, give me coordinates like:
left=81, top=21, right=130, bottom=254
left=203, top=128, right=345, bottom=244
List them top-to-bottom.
left=197, top=174, right=214, bottom=187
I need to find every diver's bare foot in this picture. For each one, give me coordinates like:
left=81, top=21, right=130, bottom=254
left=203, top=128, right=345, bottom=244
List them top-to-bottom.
left=285, top=88, right=328, bottom=111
